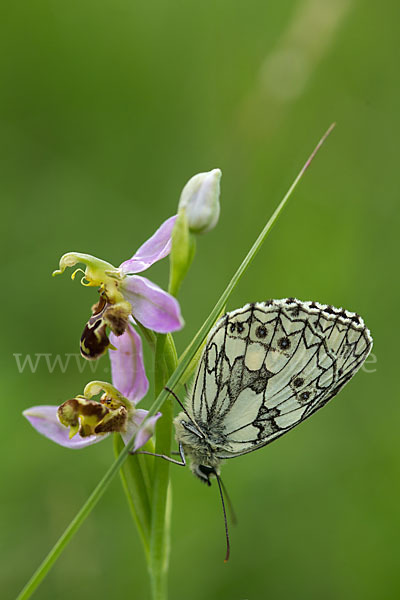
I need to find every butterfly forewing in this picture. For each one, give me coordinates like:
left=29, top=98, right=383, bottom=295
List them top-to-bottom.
left=189, top=299, right=372, bottom=458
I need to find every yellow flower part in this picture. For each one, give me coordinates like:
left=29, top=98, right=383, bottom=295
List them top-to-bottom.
left=53, top=252, right=125, bottom=305
left=57, top=381, right=133, bottom=439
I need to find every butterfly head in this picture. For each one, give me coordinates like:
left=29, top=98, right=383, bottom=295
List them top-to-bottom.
left=174, top=412, right=223, bottom=483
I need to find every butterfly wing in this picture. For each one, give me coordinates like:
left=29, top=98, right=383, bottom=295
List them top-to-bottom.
left=189, top=299, right=372, bottom=459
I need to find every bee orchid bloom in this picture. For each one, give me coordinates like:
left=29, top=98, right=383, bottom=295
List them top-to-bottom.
left=53, top=215, right=183, bottom=359
left=23, top=325, right=161, bottom=450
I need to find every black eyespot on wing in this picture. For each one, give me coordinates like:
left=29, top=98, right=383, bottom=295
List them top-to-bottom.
left=229, top=323, right=236, bottom=333
left=236, top=323, right=244, bottom=334
left=256, top=325, right=267, bottom=338
left=278, top=337, right=291, bottom=350
left=293, top=377, right=304, bottom=388
left=300, top=391, right=310, bottom=401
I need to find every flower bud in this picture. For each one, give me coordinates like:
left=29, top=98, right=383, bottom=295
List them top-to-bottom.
left=178, top=168, right=221, bottom=234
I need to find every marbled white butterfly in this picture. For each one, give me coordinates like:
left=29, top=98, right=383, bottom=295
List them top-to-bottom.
left=138, top=298, right=372, bottom=560
left=173, top=298, right=372, bottom=482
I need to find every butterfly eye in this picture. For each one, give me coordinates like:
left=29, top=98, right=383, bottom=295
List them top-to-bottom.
left=195, top=464, right=215, bottom=486
left=198, top=465, right=214, bottom=477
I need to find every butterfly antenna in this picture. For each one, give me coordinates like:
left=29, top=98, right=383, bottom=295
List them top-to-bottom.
left=165, top=386, right=195, bottom=424
left=215, top=472, right=231, bottom=563
left=219, top=478, right=238, bottom=526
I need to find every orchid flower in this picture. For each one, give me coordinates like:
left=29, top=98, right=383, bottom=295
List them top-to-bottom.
left=53, top=215, right=183, bottom=360
left=23, top=324, right=161, bottom=450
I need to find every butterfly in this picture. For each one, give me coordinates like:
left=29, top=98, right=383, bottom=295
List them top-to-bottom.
left=139, top=298, right=372, bottom=559
left=172, top=298, right=372, bottom=480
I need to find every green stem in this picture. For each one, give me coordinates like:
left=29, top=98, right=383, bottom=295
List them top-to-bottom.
left=16, top=123, right=334, bottom=600
left=136, top=320, right=157, bottom=353
left=148, top=334, right=177, bottom=600
left=114, top=435, right=154, bottom=560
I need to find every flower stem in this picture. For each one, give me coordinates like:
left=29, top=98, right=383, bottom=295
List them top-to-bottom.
left=148, top=333, right=177, bottom=600
left=114, top=435, right=154, bottom=560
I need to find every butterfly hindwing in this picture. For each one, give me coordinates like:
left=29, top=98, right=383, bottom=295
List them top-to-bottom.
left=190, top=299, right=372, bottom=458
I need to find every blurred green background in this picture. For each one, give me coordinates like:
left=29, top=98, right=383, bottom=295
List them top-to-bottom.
left=2, top=0, right=398, bottom=598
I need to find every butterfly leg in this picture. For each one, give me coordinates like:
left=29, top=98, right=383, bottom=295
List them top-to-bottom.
left=131, top=442, right=186, bottom=466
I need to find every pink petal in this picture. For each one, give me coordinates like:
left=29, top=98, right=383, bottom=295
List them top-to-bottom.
left=119, top=215, right=177, bottom=274
left=121, top=275, right=184, bottom=333
left=109, top=324, right=149, bottom=404
left=23, top=405, right=107, bottom=449
left=120, top=408, right=162, bottom=450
